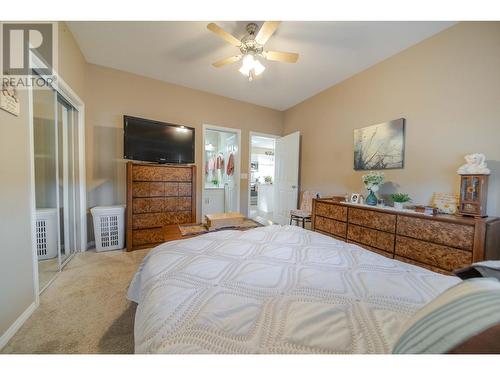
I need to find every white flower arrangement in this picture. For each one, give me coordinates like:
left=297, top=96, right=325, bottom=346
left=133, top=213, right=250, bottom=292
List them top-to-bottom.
left=362, top=171, right=384, bottom=191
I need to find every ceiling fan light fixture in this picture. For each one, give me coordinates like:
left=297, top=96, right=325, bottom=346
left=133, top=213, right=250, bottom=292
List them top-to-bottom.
left=208, top=21, right=297, bottom=80
left=238, top=54, right=254, bottom=76
left=239, top=54, right=266, bottom=80
left=253, top=59, right=265, bottom=75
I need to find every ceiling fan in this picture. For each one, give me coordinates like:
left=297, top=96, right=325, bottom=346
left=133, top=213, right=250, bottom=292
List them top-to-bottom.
left=207, top=21, right=299, bottom=81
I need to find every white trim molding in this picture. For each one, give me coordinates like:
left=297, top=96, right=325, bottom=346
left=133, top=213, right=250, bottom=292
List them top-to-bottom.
left=201, top=124, right=242, bottom=217
left=0, top=302, right=37, bottom=350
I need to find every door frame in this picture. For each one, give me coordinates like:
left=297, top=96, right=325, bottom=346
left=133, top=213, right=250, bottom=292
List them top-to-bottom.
left=28, top=49, right=87, bottom=298
left=201, top=124, right=242, bottom=218
left=247, top=131, right=280, bottom=220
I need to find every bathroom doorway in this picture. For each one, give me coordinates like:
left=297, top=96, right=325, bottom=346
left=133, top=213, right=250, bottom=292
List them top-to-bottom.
left=201, top=125, right=241, bottom=220
left=248, top=132, right=278, bottom=225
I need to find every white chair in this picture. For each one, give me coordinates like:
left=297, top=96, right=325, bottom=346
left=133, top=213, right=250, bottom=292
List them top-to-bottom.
left=290, top=191, right=317, bottom=228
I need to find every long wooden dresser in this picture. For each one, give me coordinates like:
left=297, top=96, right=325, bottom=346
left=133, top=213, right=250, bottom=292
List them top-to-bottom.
left=126, top=162, right=196, bottom=251
left=312, top=198, right=500, bottom=274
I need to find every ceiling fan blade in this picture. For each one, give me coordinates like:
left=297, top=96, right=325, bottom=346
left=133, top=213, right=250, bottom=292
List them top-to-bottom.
left=255, top=21, right=281, bottom=45
left=207, top=23, right=241, bottom=47
left=264, top=51, right=299, bottom=63
left=212, top=55, right=242, bottom=68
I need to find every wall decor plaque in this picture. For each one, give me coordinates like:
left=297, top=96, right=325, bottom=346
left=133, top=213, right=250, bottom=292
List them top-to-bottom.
left=1, top=82, right=20, bottom=116
left=431, top=192, right=458, bottom=214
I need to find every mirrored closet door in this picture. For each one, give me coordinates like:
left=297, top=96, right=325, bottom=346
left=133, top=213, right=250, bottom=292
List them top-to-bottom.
left=33, top=78, right=82, bottom=292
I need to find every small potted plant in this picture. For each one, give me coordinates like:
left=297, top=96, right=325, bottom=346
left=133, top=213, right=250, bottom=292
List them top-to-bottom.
left=362, top=171, right=384, bottom=206
left=264, top=176, right=273, bottom=184
left=391, top=193, right=411, bottom=210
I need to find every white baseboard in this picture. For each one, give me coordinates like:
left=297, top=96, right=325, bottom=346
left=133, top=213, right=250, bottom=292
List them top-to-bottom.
left=0, top=302, right=37, bottom=350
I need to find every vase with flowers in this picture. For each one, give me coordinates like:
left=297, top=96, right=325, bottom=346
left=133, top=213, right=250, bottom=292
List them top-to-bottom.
left=362, top=171, right=384, bottom=206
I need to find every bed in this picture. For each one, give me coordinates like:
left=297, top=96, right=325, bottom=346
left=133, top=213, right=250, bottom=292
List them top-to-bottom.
left=128, top=225, right=459, bottom=354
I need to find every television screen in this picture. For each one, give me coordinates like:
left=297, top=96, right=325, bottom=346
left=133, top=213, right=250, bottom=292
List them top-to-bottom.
left=124, top=116, right=195, bottom=164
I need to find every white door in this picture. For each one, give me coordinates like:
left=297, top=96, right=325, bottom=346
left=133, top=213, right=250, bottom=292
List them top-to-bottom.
left=273, top=131, right=300, bottom=225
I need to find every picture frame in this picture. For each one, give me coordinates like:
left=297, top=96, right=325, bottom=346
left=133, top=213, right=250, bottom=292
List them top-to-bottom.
left=354, top=118, right=405, bottom=170
left=350, top=193, right=361, bottom=204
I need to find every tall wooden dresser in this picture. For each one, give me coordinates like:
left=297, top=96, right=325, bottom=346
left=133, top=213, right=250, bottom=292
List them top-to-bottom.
left=126, top=162, right=196, bottom=251
left=312, top=198, right=500, bottom=274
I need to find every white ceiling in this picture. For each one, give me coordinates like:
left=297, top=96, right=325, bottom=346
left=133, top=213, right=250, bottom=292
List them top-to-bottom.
left=68, top=21, right=455, bottom=111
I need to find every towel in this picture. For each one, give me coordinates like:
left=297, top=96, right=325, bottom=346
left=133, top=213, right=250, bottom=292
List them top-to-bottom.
left=226, top=152, right=235, bottom=176
left=216, top=154, right=224, bottom=170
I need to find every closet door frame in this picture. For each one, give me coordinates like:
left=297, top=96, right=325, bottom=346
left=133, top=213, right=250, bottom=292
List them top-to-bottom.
left=28, top=52, right=87, bottom=300
left=57, top=100, right=78, bottom=270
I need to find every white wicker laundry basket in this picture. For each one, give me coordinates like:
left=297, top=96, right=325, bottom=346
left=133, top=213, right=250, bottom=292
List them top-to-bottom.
left=90, top=205, right=125, bottom=252
left=35, top=208, right=58, bottom=260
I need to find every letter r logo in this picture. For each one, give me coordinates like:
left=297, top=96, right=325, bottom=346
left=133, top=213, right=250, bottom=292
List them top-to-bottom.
left=2, top=23, right=53, bottom=75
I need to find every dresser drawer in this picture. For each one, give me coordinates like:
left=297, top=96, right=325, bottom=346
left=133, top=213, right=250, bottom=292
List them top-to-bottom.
left=132, top=165, right=164, bottom=181
left=164, top=167, right=192, bottom=182
left=132, top=182, right=165, bottom=197
left=132, top=182, right=150, bottom=197
left=164, top=182, right=179, bottom=196
left=164, top=182, right=193, bottom=197
left=178, top=182, right=192, bottom=196
left=133, top=197, right=165, bottom=213
left=164, top=197, right=178, bottom=211
left=178, top=197, right=192, bottom=211
left=315, top=201, right=347, bottom=221
left=348, top=207, right=396, bottom=233
left=165, top=211, right=193, bottom=224
left=132, top=213, right=165, bottom=229
left=314, top=216, right=347, bottom=238
left=397, top=216, right=474, bottom=250
left=347, top=224, right=395, bottom=252
left=132, top=228, right=164, bottom=246
left=395, top=235, right=472, bottom=272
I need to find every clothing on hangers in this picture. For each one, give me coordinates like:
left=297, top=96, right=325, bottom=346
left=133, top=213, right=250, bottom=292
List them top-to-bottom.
left=226, top=152, right=235, bottom=176
left=216, top=153, right=225, bottom=171
left=206, top=156, right=216, bottom=174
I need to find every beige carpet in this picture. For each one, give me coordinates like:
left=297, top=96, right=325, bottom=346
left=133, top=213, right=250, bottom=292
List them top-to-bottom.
left=1, top=248, right=150, bottom=354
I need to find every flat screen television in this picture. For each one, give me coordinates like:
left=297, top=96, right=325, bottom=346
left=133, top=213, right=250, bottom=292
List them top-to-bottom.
left=123, top=116, right=195, bottom=164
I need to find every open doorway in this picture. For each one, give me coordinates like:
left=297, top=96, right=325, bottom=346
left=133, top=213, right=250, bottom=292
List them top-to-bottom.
left=201, top=125, right=241, bottom=220
left=248, top=133, right=279, bottom=225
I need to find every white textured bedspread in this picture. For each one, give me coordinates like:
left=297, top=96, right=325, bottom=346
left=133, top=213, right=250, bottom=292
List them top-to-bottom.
left=128, top=225, right=459, bottom=354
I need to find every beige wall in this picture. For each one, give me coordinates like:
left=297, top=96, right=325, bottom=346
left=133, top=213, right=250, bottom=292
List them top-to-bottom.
left=0, top=22, right=86, bottom=342
left=57, top=22, right=86, bottom=99
left=284, top=22, right=500, bottom=216
left=84, top=64, right=283, bottom=223
left=0, top=89, right=36, bottom=338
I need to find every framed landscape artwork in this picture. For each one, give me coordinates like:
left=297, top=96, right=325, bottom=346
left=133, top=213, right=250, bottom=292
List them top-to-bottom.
left=354, top=118, right=405, bottom=170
